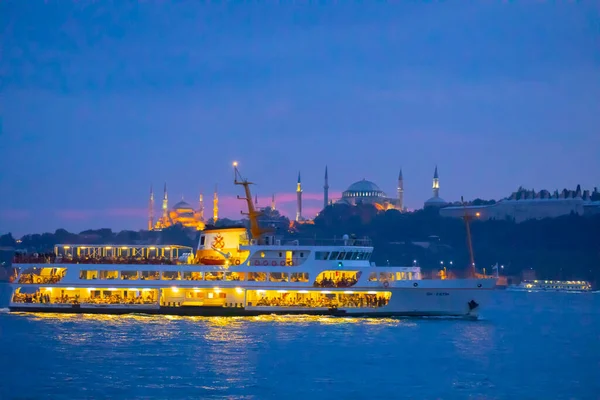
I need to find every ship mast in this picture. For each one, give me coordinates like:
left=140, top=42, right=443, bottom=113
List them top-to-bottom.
left=233, top=162, right=271, bottom=240
left=461, top=196, right=476, bottom=278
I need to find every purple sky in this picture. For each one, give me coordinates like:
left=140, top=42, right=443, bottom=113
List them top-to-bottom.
left=1, top=2, right=599, bottom=236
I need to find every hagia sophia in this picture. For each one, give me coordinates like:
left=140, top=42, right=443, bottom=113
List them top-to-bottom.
left=293, top=166, right=446, bottom=222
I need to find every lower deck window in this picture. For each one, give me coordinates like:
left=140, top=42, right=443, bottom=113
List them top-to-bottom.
left=162, top=271, right=181, bottom=280
left=183, top=272, right=203, bottom=281
left=248, top=272, right=266, bottom=282
left=269, top=272, right=288, bottom=282
left=246, top=290, right=390, bottom=308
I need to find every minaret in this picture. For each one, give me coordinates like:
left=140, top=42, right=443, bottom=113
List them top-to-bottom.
left=324, top=166, right=329, bottom=209
left=432, top=166, right=440, bottom=198
left=397, top=168, right=404, bottom=210
left=296, top=171, right=302, bottom=222
left=162, top=182, right=168, bottom=221
left=213, top=184, right=219, bottom=223
left=148, top=185, right=154, bottom=230
left=198, top=192, right=204, bottom=221
left=271, top=193, right=276, bottom=210
left=254, top=194, right=258, bottom=207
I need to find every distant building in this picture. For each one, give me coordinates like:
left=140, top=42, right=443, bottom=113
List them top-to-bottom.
left=332, top=167, right=405, bottom=211
left=337, top=179, right=401, bottom=210
left=149, top=184, right=215, bottom=231
left=440, top=187, right=600, bottom=222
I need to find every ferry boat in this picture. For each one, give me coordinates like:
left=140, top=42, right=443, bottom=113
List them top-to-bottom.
left=8, top=164, right=497, bottom=318
left=507, top=280, right=593, bottom=293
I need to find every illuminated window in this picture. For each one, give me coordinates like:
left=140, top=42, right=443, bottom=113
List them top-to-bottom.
left=79, top=270, right=99, bottom=280
left=121, top=271, right=138, bottom=280
left=141, top=271, right=159, bottom=280
left=162, top=271, right=181, bottom=280
left=183, top=271, right=203, bottom=281
left=205, top=272, right=224, bottom=281
left=225, top=272, right=246, bottom=281
left=247, top=272, right=267, bottom=282
left=269, top=272, right=289, bottom=282
left=291, top=272, right=309, bottom=282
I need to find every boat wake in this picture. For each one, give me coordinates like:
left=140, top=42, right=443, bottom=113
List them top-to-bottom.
left=0, top=307, right=10, bottom=314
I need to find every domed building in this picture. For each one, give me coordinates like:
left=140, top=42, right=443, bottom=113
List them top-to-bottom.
left=338, top=178, right=402, bottom=211
left=149, top=184, right=208, bottom=231
left=168, top=199, right=204, bottom=230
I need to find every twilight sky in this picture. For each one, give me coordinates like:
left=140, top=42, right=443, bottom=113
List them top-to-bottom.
left=1, top=2, right=599, bottom=236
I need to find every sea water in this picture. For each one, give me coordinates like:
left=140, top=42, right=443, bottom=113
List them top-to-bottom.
left=0, top=283, right=598, bottom=400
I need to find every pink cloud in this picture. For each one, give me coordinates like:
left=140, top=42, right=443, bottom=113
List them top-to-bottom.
left=41, top=191, right=335, bottom=229
left=270, top=191, right=342, bottom=203
left=215, top=192, right=338, bottom=220
left=301, top=206, right=324, bottom=218
left=105, top=208, right=147, bottom=217
left=0, top=209, right=31, bottom=220
left=55, top=210, right=96, bottom=220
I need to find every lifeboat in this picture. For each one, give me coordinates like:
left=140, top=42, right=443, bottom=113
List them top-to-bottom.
left=199, top=256, right=226, bottom=266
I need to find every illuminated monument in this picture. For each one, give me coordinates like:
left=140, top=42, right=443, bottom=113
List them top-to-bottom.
left=424, top=166, right=447, bottom=208
left=335, top=167, right=405, bottom=211
left=149, top=183, right=211, bottom=231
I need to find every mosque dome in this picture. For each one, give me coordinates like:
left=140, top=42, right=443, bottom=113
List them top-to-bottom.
left=343, top=179, right=386, bottom=198
left=172, top=200, right=194, bottom=211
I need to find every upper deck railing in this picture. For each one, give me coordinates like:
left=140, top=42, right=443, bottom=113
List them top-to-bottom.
left=243, top=236, right=374, bottom=247
left=13, top=244, right=193, bottom=265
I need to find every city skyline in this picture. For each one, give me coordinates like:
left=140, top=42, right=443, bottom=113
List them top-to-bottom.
left=2, top=2, right=599, bottom=235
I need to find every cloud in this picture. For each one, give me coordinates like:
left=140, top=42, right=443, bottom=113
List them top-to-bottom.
left=11, top=191, right=335, bottom=233
left=267, top=191, right=342, bottom=204
left=217, top=192, right=340, bottom=220
left=54, top=208, right=147, bottom=221
left=105, top=208, right=147, bottom=218
left=55, top=210, right=96, bottom=220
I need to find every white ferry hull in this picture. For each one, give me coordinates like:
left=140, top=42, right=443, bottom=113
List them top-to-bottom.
left=9, top=279, right=495, bottom=318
